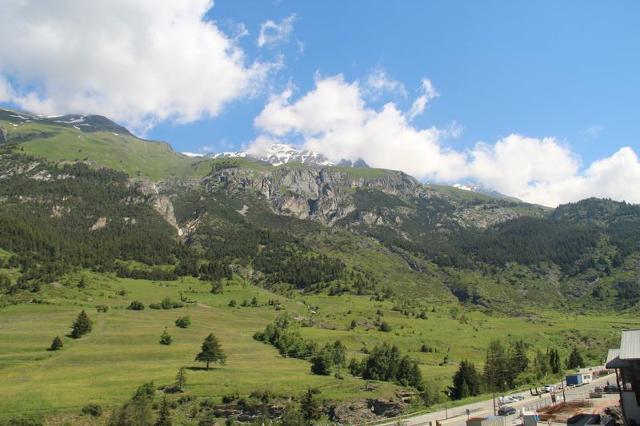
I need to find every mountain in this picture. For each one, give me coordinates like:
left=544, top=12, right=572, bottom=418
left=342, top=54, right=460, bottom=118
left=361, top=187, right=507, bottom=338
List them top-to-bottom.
left=1, top=108, right=639, bottom=423
left=198, top=142, right=370, bottom=168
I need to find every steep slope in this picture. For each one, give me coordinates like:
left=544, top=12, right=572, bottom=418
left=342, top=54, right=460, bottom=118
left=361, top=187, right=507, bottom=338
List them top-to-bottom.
left=0, top=108, right=215, bottom=180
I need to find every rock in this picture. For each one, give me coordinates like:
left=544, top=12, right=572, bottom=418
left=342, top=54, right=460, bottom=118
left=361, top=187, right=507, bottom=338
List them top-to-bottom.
left=0, top=127, right=6, bottom=144
left=89, top=217, right=108, bottom=231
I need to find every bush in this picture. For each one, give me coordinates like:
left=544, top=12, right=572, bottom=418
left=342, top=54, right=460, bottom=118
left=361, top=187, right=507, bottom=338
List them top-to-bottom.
left=149, top=298, right=184, bottom=310
left=228, top=299, right=237, bottom=307
left=127, top=301, right=145, bottom=310
left=96, top=305, right=109, bottom=313
left=175, top=316, right=191, bottom=328
left=379, top=321, right=392, bottom=332
left=160, top=329, right=172, bottom=345
left=49, top=336, right=63, bottom=351
left=222, top=391, right=240, bottom=404
left=81, top=403, right=103, bottom=417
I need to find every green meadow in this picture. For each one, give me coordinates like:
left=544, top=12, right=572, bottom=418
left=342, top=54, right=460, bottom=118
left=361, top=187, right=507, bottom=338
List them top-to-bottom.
left=1, top=271, right=638, bottom=421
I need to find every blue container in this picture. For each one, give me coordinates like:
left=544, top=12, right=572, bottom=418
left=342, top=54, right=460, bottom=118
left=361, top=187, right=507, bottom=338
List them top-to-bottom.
left=566, top=374, right=583, bottom=386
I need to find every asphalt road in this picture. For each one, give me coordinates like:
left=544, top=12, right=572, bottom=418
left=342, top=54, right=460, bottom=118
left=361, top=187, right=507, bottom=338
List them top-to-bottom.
left=380, top=373, right=617, bottom=426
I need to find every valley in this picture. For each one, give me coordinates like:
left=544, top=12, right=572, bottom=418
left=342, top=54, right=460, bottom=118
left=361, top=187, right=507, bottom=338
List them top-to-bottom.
left=0, top=108, right=639, bottom=424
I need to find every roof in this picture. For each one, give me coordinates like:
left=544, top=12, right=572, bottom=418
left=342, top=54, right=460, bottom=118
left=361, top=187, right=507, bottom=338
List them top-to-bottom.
left=619, top=330, right=640, bottom=360
left=606, top=349, right=621, bottom=364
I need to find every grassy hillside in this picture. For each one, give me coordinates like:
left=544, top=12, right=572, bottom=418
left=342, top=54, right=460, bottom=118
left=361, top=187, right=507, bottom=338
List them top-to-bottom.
left=0, top=270, right=636, bottom=422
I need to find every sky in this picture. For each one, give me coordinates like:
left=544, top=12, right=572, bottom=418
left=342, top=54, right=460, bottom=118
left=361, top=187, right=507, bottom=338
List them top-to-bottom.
left=0, top=0, right=639, bottom=206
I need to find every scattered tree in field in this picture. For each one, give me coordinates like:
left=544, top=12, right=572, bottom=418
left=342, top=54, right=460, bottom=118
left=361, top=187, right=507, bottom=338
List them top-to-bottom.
left=228, top=299, right=237, bottom=307
left=127, top=301, right=145, bottom=311
left=71, top=310, right=92, bottom=338
left=174, top=316, right=191, bottom=328
left=159, top=329, right=172, bottom=345
left=195, top=334, right=226, bottom=370
left=49, top=336, right=63, bottom=351
left=359, top=343, right=423, bottom=388
left=567, top=346, right=585, bottom=369
left=450, top=360, right=481, bottom=400
left=175, top=368, right=187, bottom=391
left=300, top=388, right=322, bottom=423
left=155, top=396, right=172, bottom=426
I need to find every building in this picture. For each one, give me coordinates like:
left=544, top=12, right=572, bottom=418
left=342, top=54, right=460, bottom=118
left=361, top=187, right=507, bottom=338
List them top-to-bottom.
left=606, top=329, right=640, bottom=425
left=566, top=368, right=594, bottom=386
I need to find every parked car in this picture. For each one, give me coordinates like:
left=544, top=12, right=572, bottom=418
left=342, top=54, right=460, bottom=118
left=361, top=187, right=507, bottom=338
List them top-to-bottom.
left=542, top=384, right=556, bottom=393
left=603, top=384, right=619, bottom=393
left=511, top=395, right=525, bottom=401
left=498, top=406, right=517, bottom=416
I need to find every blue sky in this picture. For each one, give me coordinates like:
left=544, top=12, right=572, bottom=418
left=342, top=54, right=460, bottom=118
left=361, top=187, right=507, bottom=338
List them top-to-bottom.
left=0, top=0, right=639, bottom=205
left=150, top=0, right=640, bottom=165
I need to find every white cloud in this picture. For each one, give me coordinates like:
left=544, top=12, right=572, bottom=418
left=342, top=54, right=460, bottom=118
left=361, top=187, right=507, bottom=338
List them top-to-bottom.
left=0, top=0, right=272, bottom=132
left=258, top=14, right=296, bottom=48
left=365, top=69, right=407, bottom=99
left=252, top=74, right=640, bottom=206
left=254, top=74, right=466, bottom=181
left=408, top=78, right=439, bottom=120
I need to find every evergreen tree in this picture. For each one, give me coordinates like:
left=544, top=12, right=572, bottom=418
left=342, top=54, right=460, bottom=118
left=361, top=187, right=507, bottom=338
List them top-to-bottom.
left=71, top=310, right=92, bottom=338
left=159, top=329, right=172, bottom=345
left=195, top=334, right=226, bottom=370
left=49, top=336, right=63, bottom=351
left=331, top=340, right=347, bottom=376
left=484, top=340, right=512, bottom=391
left=509, top=340, right=529, bottom=375
left=567, top=347, right=584, bottom=369
left=549, top=348, right=562, bottom=374
left=533, top=349, right=550, bottom=379
left=450, top=360, right=481, bottom=400
left=175, top=367, right=187, bottom=391
left=110, top=382, right=155, bottom=426
left=300, top=388, right=322, bottom=423
left=155, top=396, right=172, bottom=426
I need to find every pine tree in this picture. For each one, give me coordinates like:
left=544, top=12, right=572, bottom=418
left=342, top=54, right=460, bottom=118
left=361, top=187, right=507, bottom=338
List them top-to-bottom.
left=71, top=310, right=92, bottom=338
left=160, top=329, right=172, bottom=345
left=195, top=333, right=226, bottom=370
left=49, top=336, right=63, bottom=351
left=484, top=340, right=512, bottom=391
left=509, top=340, right=529, bottom=375
left=567, top=347, right=584, bottom=369
left=549, top=348, right=562, bottom=374
left=533, top=349, right=550, bottom=379
left=450, top=360, right=481, bottom=400
left=175, top=367, right=187, bottom=391
left=300, top=388, right=322, bottom=422
left=155, top=396, right=172, bottom=426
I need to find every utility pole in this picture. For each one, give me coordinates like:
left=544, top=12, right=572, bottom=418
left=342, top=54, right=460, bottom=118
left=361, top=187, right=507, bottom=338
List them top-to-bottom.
left=493, top=390, right=497, bottom=416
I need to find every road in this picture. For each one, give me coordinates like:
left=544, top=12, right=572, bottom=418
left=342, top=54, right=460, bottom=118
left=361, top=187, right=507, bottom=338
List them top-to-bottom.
left=379, top=373, right=617, bottom=426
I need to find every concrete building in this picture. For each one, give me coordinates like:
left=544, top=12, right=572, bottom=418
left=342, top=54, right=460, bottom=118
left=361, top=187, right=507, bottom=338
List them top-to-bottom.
left=606, top=329, right=640, bottom=425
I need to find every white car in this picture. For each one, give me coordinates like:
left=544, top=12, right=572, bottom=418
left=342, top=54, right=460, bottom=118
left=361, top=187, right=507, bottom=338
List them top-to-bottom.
left=542, top=385, right=556, bottom=393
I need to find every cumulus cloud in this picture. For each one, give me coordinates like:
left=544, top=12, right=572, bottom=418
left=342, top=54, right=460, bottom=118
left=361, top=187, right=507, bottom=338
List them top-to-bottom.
left=0, top=0, right=271, bottom=132
left=258, top=14, right=296, bottom=48
left=252, top=74, right=640, bottom=206
left=254, top=74, right=466, bottom=181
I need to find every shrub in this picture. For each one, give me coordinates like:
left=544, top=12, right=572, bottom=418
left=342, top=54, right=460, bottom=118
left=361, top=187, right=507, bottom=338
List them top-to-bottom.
left=228, top=299, right=237, bottom=307
left=127, top=301, right=145, bottom=311
left=96, top=305, right=109, bottom=313
left=70, top=310, right=92, bottom=338
left=175, top=316, right=191, bottom=328
left=379, top=321, right=392, bottom=332
left=160, top=329, right=173, bottom=345
left=49, top=336, right=63, bottom=351
left=222, top=391, right=240, bottom=404
left=81, top=403, right=103, bottom=417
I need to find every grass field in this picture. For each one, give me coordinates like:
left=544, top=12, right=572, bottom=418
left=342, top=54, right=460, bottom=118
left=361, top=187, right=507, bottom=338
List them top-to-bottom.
left=1, top=270, right=639, bottom=422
